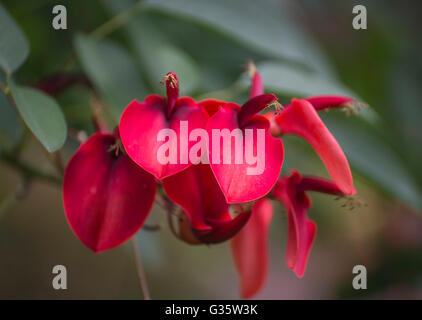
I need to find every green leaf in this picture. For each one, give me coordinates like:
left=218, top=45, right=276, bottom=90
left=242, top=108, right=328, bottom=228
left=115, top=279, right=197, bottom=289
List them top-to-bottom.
left=144, top=0, right=333, bottom=75
left=101, top=1, right=199, bottom=95
left=0, top=4, right=29, bottom=73
left=126, top=19, right=199, bottom=94
left=74, top=34, right=147, bottom=120
left=258, top=60, right=422, bottom=210
left=256, top=61, right=381, bottom=124
left=257, top=61, right=355, bottom=98
left=9, top=83, right=67, bottom=153
left=0, top=90, right=22, bottom=149
left=323, top=112, right=422, bottom=211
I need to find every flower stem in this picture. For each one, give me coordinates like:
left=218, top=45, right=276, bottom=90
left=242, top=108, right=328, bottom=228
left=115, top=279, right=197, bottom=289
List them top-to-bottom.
left=90, top=1, right=146, bottom=40
left=0, top=150, right=61, bottom=185
left=0, top=179, right=30, bottom=220
left=131, top=237, right=151, bottom=300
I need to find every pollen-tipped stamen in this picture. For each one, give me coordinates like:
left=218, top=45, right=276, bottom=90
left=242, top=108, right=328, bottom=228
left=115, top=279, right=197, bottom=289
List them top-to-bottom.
left=161, top=72, right=179, bottom=118
left=268, top=100, right=284, bottom=116
left=340, top=101, right=369, bottom=117
left=107, top=138, right=125, bottom=157
left=335, top=194, right=367, bottom=210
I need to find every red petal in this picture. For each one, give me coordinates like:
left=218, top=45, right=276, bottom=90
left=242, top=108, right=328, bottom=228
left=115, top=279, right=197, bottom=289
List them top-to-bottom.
left=163, top=71, right=179, bottom=117
left=249, top=71, right=264, bottom=98
left=238, top=94, right=278, bottom=127
left=284, top=95, right=353, bottom=111
left=306, top=95, right=353, bottom=111
left=119, top=96, right=209, bottom=180
left=276, top=99, right=355, bottom=195
left=208, top=103, right=284, bottom=203
left=262, top=111, right=282, bottom=137
left=63, top=133, right=156, bottom=252
left=162, top=164, right=219, bottom=232
left=163, top=164, right=251, bottom=243
left=273, top=171, right=316, bottom=278
left=298, top=176, right=343, bottom=195
left=231, top=198, right=273, bottom=299
left=198, top=211, right=251, bottom=244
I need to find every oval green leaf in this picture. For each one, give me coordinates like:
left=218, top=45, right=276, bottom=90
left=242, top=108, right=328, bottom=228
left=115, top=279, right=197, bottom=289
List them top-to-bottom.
left=0, top=4, right=29, bottom=73
left=74, top=34, right=147, bottom=120
left=9, top=83, right=67, bottom=152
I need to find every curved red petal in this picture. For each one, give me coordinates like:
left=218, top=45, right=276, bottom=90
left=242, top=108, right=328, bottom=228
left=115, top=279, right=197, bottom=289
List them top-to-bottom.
left=163, top=71, right=179, bottom=117
left=249, top=71, right=264, bottom=98
left=238, top=94, right=278, bottom=127
left=283, top=95, right=353, bottom=111
left=120, top=96, right=209, bottom=180
left=276, top=99, right=355, bottom=195
left=208, top=103, right=284, bottom=203
left=262, top=111, right=282, bottom=137
left=63, top=133, right=156, bottom=252
left=162, top=164, right=219, bottom=232
left=163, top=164, right=251, bottom=243
left=273, top=171, right=316, bottom=278
left=298, top=176, right=343, bottom=195
left=231, top=198, right=273, bottom=299
left=196, top=210, right=251, bottom=244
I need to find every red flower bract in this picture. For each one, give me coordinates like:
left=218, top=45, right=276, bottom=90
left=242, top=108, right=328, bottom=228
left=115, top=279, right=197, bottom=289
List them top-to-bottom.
left=119, top=72, right=209, bottom=180
left=206, top=94, right=284, bottom=203
left=284, top=95, right=353, bottom=111
left=275, top=98, right=355, bottom=195
left=63, top=132, right=156, bottom=252
left=163, top=164, right=251, bottom=243
left=273, top=170, right=343, bottom=277
left=231, top=198, right=273, bottom=299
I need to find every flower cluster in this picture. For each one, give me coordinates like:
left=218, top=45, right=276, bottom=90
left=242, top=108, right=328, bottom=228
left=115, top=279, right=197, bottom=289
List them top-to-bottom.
left=63, top=65, right=357, bottom=298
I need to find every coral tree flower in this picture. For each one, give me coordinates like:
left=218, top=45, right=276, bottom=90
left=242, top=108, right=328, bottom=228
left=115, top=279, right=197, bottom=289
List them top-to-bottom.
left=231, top=64, right=356, bottom=298
left=119, top=72, right=209, bottom=180
left=204, top=95, right=284, bottom=203
left=275, top=98, right=355, bottom=195
left=63, top=129, right=156, bottom=252
left=162, top=163, right=251, bottom=243
left=272, top=170, right=343, bottom=278
left=231, top=198, right=273, bottom=299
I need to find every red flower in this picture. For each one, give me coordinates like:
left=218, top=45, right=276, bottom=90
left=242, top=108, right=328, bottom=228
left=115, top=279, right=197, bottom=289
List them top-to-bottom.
left=230, top=65, right=357, bottom=298
left=119, top=72, right=209, bottom=180
left=201, top=94, right=284, bottom=203
left=273, top=95, right=356, bottom=195
left=284, top=95, right=353, bottom=111
left=63, top=129, right=156, bottom=252
left=162, top=163, right=251, bottom=243
left=231, top=170, right=346, bottom=298
left=273, top=170, right=343, bottom=277
left=231, top=198, right=273, bottom=299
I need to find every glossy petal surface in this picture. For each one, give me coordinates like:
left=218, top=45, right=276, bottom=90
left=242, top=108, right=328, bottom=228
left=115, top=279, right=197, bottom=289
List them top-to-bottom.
left=120, top=96, right=208, bottom=180
left=276, top=99, right=355, bottom=195
left=208, top=103, right=283, bottom=203
left=63, top=133, right=156, bottom=252
left=163, top=164, right=250, bottom=243
left=273, top=171, right=316, bottom=277
left=231, top=198, right=273, bottom=298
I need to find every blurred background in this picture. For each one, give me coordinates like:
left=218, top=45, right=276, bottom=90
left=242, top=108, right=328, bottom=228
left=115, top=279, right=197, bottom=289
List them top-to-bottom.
left=1, top=0, right=422, bottom=299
